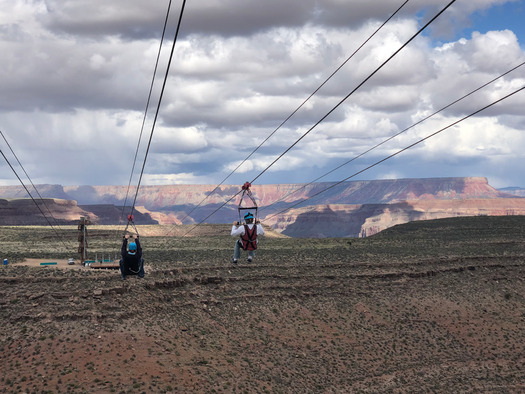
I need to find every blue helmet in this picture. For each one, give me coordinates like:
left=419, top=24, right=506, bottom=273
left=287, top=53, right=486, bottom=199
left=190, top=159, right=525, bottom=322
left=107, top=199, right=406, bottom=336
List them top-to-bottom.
left=244, top=212, right=254, bottom=220
left=128, top=242, right=137, bottom=254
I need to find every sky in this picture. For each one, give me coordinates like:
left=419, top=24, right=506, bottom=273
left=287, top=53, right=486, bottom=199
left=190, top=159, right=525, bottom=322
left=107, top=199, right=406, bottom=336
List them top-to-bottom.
left=1, top=0, right=524, bottom=190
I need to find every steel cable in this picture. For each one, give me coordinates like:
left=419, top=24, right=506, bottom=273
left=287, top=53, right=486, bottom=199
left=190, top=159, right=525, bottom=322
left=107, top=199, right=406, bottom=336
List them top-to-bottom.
left=118, top=0, right=174, bottom=236
left=125, top=0, right=187, bottom=230
left=175, top=0, right=410, bottom=226
left=178, top=0, right=456, bottom=233
left=250, top=0, right=457, bottom=185
left=259, top=60, right=525, bottom=214
left=261, top=85, right=525, bottom=223
left=0, top=130, right=65, bottom=232
left=0, top=147, right=70, bottom=251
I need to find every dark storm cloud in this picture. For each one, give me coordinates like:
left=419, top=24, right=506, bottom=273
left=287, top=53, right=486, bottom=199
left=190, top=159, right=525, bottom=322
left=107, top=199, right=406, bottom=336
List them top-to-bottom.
left=41, top=0, right=407, bottom=40
left=41, top=0, right=170, bottom=39
left=41, top=0, right=319, bottom=39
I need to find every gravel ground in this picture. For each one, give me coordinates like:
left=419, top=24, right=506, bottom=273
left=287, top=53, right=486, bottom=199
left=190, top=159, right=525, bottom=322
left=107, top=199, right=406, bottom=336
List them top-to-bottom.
left=1, top=216, right=524, bottom=393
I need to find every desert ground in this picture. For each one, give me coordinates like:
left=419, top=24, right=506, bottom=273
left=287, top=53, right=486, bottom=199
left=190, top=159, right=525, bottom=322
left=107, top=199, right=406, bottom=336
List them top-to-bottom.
left=1, top=216, right=524, bottom=393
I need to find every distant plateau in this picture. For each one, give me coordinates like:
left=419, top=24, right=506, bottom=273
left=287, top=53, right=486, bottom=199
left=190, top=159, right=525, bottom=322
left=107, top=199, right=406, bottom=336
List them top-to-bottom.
left=1, top=177, right=524, bottom=237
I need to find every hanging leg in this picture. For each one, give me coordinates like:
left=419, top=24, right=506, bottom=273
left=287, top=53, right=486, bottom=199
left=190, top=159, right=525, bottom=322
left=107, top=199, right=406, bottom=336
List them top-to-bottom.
left=233, top=239, right=242, bottom=262
left=247, top=250, right=255, bottom=263
left=138, top=258, right=145, bottom=278
left=119, top=259, right=126, bottom=280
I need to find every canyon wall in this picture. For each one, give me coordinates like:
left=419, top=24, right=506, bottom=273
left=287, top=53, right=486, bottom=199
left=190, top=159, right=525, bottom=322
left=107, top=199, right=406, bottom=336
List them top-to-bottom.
left=0, top=177, right=523, bottom=237
left=263, top=199, right=525, bottom=238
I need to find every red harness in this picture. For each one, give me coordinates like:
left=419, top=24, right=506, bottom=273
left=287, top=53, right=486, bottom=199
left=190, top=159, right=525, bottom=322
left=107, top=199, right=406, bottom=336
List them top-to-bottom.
left=241, top=224, right=257, bottom=251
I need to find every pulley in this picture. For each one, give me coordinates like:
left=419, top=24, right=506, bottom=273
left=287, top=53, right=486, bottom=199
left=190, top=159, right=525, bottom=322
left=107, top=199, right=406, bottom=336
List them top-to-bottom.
left=237, top=182, right=258, bottom=223
left=123, top=213, right=139, bottom=236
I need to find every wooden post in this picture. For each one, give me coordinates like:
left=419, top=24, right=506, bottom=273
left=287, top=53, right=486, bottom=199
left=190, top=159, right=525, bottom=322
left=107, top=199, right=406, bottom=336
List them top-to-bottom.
left=77, top=216, right=91, bottom=265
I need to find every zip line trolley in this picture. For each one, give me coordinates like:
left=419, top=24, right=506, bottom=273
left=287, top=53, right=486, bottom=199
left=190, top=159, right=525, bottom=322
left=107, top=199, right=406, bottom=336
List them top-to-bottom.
left=237, top=182, right=258, bottom=223
left=123, top=214, right=140, bottom=237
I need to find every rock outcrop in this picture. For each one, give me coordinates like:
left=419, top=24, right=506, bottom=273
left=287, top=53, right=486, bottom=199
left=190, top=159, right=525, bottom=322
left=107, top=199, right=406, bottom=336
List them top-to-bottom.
left=499, top=187, right=525, bottom=197
left=0, top=198, right=94, bottom=225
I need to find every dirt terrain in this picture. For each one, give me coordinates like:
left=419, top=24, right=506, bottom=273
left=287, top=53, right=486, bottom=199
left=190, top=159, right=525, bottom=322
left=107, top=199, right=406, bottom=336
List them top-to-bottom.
left=1, top=217, right=524, bottom=393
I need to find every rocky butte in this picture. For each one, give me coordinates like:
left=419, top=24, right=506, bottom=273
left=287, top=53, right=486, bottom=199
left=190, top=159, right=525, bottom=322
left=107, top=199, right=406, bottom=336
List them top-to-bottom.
left=0, top=177, right=524, bottom=237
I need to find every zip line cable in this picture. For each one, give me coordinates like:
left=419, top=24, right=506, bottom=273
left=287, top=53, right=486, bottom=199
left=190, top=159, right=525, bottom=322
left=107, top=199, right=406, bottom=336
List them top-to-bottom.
left=116, top=0, right=173, bottom=243
left=119, top=0, right=173, bottom=228
left=126, top=0, right=187, bottom=228
left=175, top=0, right=410, bottom=225
left=178, top=0, right=456, bottom=234
left=249, top=0, right=457, bottom=186
left=259, top=60, right=525, bottom=214
left=261, top=85, right=525, bottom=223
left=0, top=130, right=65, bottom=232
left=0, top=148, right=69, bottom=251
left=180, top=190, right=243, bottom=237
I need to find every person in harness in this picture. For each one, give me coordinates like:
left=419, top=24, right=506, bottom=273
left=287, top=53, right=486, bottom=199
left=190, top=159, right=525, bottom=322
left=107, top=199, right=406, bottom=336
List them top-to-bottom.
left=231, top=211, right=265, bottom=264
left=120, top=234, right=145, bottom=279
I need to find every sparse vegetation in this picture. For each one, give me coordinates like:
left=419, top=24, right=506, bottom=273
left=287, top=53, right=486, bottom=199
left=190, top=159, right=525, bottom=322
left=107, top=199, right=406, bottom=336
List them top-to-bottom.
left=0, top=216, right=524, bottom=392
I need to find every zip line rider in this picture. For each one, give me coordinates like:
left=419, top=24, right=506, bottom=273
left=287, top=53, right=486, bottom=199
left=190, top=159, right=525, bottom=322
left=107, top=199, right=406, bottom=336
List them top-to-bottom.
left=231, top=211, right=265, bottom=264
left=120, top=234, right=145, bottom=279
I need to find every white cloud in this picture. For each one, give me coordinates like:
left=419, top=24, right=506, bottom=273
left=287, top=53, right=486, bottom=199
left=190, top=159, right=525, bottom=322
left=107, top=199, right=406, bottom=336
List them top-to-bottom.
left=0, top=0, right=524, bottom=190
left=422, top=116, right=524, bottom=158
left=151, top=126, right=208, bottom=154
left=225, top=160, right=254, bottom=174
left=143, top=172, right=213, bottom=185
